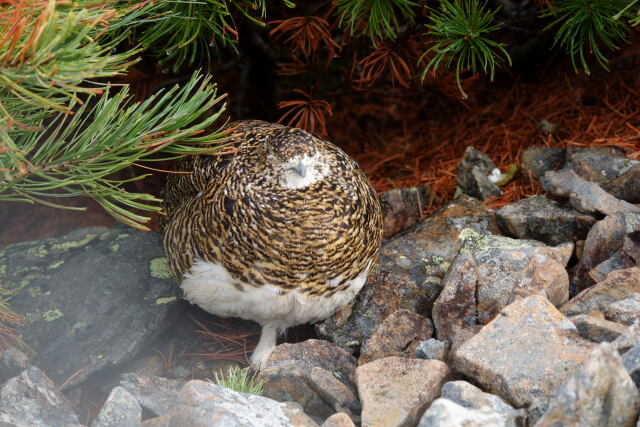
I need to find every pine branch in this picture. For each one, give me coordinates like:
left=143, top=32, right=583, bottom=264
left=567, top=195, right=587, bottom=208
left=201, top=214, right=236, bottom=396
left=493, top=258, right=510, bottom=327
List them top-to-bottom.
left=0, top=0, right=146, bottom=127
left=129, top=0, right=296, bottom=72
left=334, top=0, right=419, bottom=43
left=420, top=0, right=511, bottom=99
left=541, top=0, right=632, bottom=74
left=1, top=72, right=228, bottom=230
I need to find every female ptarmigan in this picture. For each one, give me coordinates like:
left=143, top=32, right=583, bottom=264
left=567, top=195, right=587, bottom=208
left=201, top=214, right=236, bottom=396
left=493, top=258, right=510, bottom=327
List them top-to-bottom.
left=161, top=120, right=382, bottom=369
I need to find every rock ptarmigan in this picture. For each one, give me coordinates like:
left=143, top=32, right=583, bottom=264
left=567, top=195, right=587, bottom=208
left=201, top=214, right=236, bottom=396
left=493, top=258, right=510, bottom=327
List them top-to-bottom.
left=161, top=120, right=382, bottom=368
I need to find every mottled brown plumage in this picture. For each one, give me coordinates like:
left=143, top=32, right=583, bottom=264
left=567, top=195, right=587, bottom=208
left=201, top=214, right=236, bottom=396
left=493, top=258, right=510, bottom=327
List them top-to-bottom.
left=162, top=120, right=382, bottom=368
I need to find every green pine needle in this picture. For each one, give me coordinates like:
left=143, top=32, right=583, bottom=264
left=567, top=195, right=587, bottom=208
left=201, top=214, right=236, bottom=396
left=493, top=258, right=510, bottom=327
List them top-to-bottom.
left=130, top=0, right=295, bottom=72
left=334, top=0, right=419, bottom=42
left=420, top=0, right=511, bottom=99
left=541, top=0, right=632, bottom=75
left=0, top=72, right=228, bottom=230
left=212, top=366, right=266, bottom=395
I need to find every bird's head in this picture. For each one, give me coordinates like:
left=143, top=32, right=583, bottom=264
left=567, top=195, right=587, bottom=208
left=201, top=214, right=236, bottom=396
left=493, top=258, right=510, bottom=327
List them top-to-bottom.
left=262, top=128, right=331, bottom=190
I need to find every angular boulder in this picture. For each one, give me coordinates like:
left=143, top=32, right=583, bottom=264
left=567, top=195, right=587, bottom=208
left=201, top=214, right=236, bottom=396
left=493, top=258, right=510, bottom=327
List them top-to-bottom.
left=452, top=295, right=593, bottom=407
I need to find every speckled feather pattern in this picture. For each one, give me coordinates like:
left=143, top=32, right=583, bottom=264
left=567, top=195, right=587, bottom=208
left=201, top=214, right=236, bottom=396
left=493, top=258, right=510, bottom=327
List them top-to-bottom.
left=161, top=120, right=383, bottom=299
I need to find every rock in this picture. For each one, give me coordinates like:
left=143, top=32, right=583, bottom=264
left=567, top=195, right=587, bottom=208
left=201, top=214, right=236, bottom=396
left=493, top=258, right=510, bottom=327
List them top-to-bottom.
left=538, top=120, right=559, bottom=136
left=456, top=146, right=503, bottom=200
left=521, top=146, right=565, bottom=181
left=564, top=146, right=640, bottom=202
left=565, top=146, right=636, bottom=185
left=609, top=164, right=640, bottom=203
left=541, top=169, right=640, bottom=216
left=380, top=185, right=431, bottom=238
left=495, top=195, right=597, bottom=245
left=316, top=197, right=500, bottom=353
left=569, top=214, right=640, bottom=293
left=0, top=226, right=183, bottom=388
left=433, top=229, right=573, bottom=348
left=562, top=267, right=640, bottom=316
left=605, top=294, right=640, bottom=325
left=452, top=295, right=594, bottom=407
left=359, top=309, right=433, bottom=365
left=570, top=314, right=627, bottom=342
left=614, top=320, right=640, bottom=354
left=260, top=339, right=357, bottom=420
left=416, top=339, right=448, bottom=361
left=536, top=342, right=640, bottom=427
left=622, top=344, right=640, bottom=391
left=0, top=348, right=30, bottom=384
left=356, top=357, right=450, bottom=427
left=0, top=366, right=81, bottom=426
left=308, top=367, right=360, bottom=415
left=119, top=374, right=185, bottom=417
left=169, top=380, right=317, bottom=426
left=440, top=381, right=520, bottom=416
left=91, top=386, right=141, bottom=427
left=527, top=397, right=550, bottom=426
left=418, top=398, right=520, bottom=427
left=321, top=412, right=355, bottom=427
left=141, top=416, right=170, bottom=426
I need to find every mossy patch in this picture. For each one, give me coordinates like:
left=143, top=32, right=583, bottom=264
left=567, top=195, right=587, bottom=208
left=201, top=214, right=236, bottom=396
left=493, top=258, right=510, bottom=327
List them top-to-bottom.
left=459, top=228, right=528, bottom=253
left=50, top=233, right=98, bottom=252
left=110, top=242, right=120, bottom=252
left=27, top=245, right=48, bottom=258
left=149, top=257, right=172, bottom=279
left=48, top=260, right=64, bottom=269
left=0, top=264, right=5, bottom=276
left=27, top=286, right=42, bottom=298
left=155, top=296, right=177, bottom=304
left=43, top=309, right=64, bottom=321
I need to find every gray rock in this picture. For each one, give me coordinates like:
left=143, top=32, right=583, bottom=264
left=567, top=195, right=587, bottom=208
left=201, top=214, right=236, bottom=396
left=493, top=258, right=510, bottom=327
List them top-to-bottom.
left=456, top=146, right=503, bottom=200
left=521, top=146, right=565, bottom=181
left=564, top=146, right=640, bottom=202
left=565, top=146, right=636, bottom=186
left=609, top=164, right=640, bottom=203
left=541, top=169, right=640, bottom=216
left=380, top=185, right=431, bottom=238
left=496, top=195, right=597, bottom=245
left=316, top=197, right=500, bottom=353
left=569, top=214, right=640, bottom=293
left=0, top=226, right=183, bottom=388
left=433, top=229, right=573, bottom=349
left=562, top=267, right=640, bottom=317
left=605, top=294, right=640, bottom=325
left=452, top=295, right=594, bottom=407
left=359, top=309, right=433, bottom=365
left=571, top=314, right=627, bottom=343
left=614, top=320, right=640, bottom=354
left=416, top=339, right=448, bottom=361
left=260, top=340, right=357, bottom=420
left=536, top=342, right=640, bottom=427
left=622, top=344, right=640, bottom=391
left=0, top=348, right=30, bottom=384
left=356, top=357, right=450, bottom=427
left=0, top=366, right=81, bottom=426
left=308, top=366, right=360, bottom=415
left=119, top=374, right=185, bottom=417
left=169, top=380, right=317, bottom=427
left=440, top=381, right=519, bottom=416
left=91, top=386, right=141, bottom=427
left=527, top=397, right=551, bottom=426
left=418, top=398, right=519, bottom=427
left=320, top=412, right=354, bottom=427
left=141, top=416, right=170, bottom=426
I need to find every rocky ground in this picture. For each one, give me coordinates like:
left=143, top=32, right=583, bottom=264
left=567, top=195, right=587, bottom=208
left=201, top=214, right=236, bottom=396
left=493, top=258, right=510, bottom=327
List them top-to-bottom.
left=1, top=144, right=640, bottom=426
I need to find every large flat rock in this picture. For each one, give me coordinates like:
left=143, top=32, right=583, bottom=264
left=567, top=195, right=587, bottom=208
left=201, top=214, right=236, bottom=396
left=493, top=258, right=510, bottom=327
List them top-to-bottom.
left=0, top=226, right=183, bottom=388
left=452, top=295, right=593, bottom=407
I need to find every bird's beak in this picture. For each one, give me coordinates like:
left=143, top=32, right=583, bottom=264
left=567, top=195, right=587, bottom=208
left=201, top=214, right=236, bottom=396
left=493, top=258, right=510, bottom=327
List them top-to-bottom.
left=294, top=161, right=307, bottom=177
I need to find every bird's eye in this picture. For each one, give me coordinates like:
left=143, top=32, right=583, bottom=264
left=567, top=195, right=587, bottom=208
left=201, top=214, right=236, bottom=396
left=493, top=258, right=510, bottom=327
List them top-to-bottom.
left=289, top=160, right=306, bottom=177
